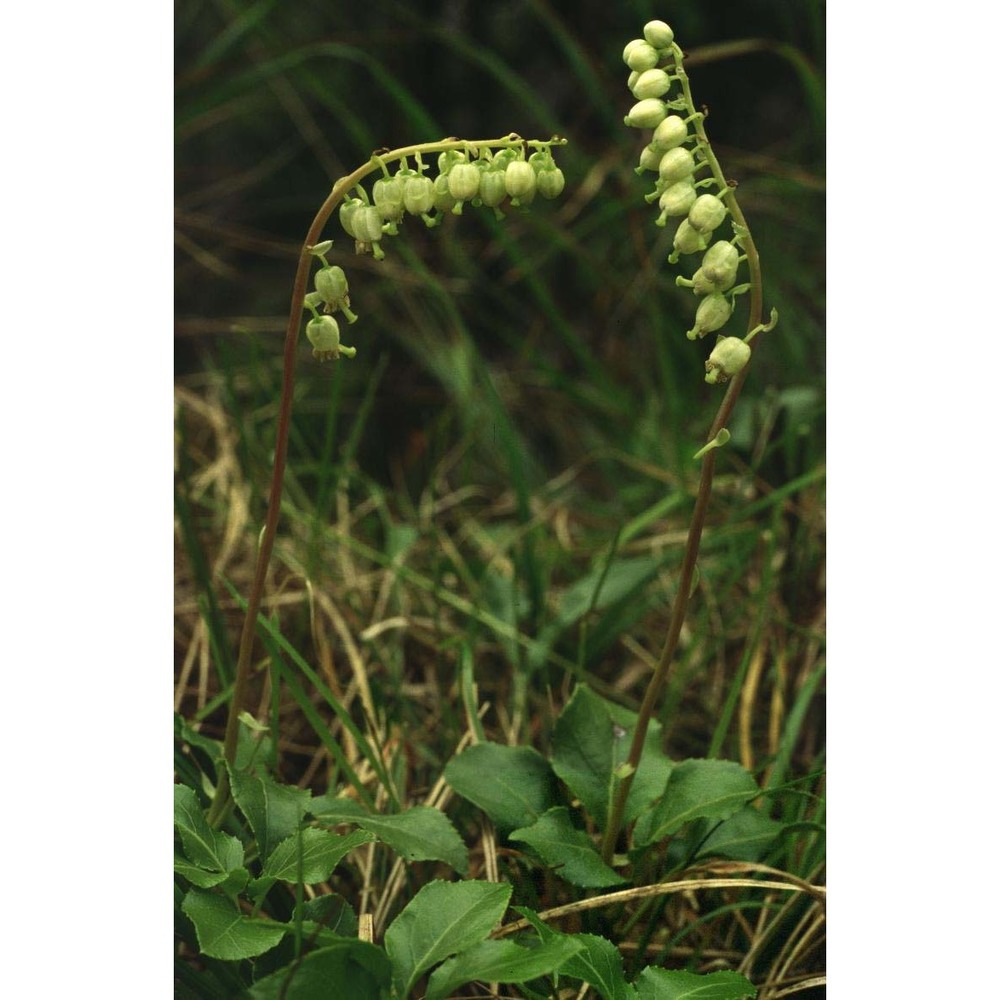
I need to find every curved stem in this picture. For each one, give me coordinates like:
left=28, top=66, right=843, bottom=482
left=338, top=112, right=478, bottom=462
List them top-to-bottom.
left=600, top=49, right=767, bottom=861
left=207, top=134, right=565, bottom=825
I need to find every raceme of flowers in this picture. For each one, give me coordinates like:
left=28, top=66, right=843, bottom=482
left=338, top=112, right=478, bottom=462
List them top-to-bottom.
left=623, top=19, right=753, bottom=384
left=304, top=141, right=565, bottom=361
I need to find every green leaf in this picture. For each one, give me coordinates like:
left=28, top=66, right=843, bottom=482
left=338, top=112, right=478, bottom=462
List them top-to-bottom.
left=551, top=685, right=673, bottom=829
left=551, top=686, right=615, bottom=827
left=604, top=700, right=673, bottom=824
left=445, top=743, right=559, bottom=833
left=634, top=760, right=760, bottom=845
left=229, top=767, right=312, bottom=864
left=173, top=784, right=244, bottom=874
left=312, top=798, right=468, bottom=875
left=695, top=807, right=785, bottom=862
left=510, top=808, right=626, bottom=888
left=261, top=827, right=373, bottom=883
left=173, top=856, right=233, bottom=888
left=384, top=879, right=512, bottom=997
left=181, top=888, right=286, bottom=960
left=296, top=894, right=358, bottom=937
left=560, top=933, right=636, bottom=1000
left=425, top=937, right=585, bottom=1000
left=248, top=938, right=391, bottom=1000
left=634, top=967, right=757, bottom=999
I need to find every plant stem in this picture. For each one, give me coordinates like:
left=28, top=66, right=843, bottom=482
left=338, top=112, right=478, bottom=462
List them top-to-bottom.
left=600, top=57, right=766, bottom=858
left=207, top=134, right=564, bottom=825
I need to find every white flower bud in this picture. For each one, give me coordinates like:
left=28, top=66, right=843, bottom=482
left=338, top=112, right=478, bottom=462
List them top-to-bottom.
left=643, top=20, right=674, bottom=49
left=623, top=38, right=659, bottom=71
left=631, top=68, right=671, bottom=100
left=625, top=98, right=668, bottom=129
left=651, top=115, right=688, bottom=150
left=658, top=146, right=695, bottom=184
left=687, top=193, right=727, bottom=233
left=687, top=293, right=733, bottom=339
left=705, top=336, right=751, bottom=384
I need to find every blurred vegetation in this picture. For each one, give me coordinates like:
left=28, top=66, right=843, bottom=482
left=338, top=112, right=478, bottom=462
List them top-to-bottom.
left=176, top=0, right=824, bottom=993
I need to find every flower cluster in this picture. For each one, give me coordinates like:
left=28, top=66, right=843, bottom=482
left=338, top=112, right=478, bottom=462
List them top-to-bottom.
left=623, top=20, right=752, bottom=384
left=302, top=137, right=565, bottom=362
left=338, top=141, right=565, bottom=262
left=302, top=242, right=358, bottom=362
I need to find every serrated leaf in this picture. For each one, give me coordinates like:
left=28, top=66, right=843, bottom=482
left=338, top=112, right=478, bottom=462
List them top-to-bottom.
left=551, top=686, right=673, bottom=829
left=445, top=743, right=559, bottom=833
left=635, top=760, right=760, bottom=845
left=229, top=767, right=312, bottom=864
left=174, top=784, right=244, bottom=874
left=312, top=799, right=468, bottom=874
left=510, top=807, right=626, bottom=888
left=695, top=807, right=784, bottom=862
left=261, top=827, right=373, bottom=883
left=174, top=856, right=233, bottom=888
left=384, top=879, right=512, bottom=997
left=181, top=888, right=286, bottom=960
left=295, top=894, right=358, bottom=937
left=560, top=933, right=636, bottom=1000
left=425, top=936, right=585, bottom=1000
left=248, top=938, right=391, bottom=1000
left=634, top=967, right=756, bottom=999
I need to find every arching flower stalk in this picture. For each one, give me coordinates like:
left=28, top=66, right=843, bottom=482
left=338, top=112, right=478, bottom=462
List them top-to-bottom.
left=209, top=134, right=567, bottom=824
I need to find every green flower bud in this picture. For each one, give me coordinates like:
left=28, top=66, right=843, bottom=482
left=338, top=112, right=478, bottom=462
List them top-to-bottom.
left=643, top=20, right=674, bottom=49
left=623, top=38, right=659, bottom=71
left=631, top=68, right=671, bottom=100
left=627, top=70, right=640, bottom=92
left=625, top=98, right=668, bottom=129
left=651, top=115, right=688, bottom=150
left=637, top=143, right=663, bottom=172
left=658, top=146, right=695, bottom=184
left=437, top=150, right=466, bottom=174
left=505, top=160, right=537, bottom=204
left=448, top=162, right=481, bottom=202
left=537, top=166, right=565, bottom=199
left=479, top=167, right=507, bottom=208
left=433, top=172, right=457, bottom=212
left=403, top=174, right=435, bottom=215
left=373, top=176, right=405, bottom=222
left=656, top=180, right=697, bottom=222
left=687, top=193, right=727, bottom=233
left=339, top=197, right=364, bottom=239
left=352, top=205, right=384, bottom=244
left=673, top=218, right=709, bottom=256
left=701, top=240, right=740, bottom=286
left=315, top=265, right=349, bottom=309
left=687, top=293, right=733, bottom=340
left=305, top=315, right=355, bottom=361
left=705, top=336, right=751, bottom=384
